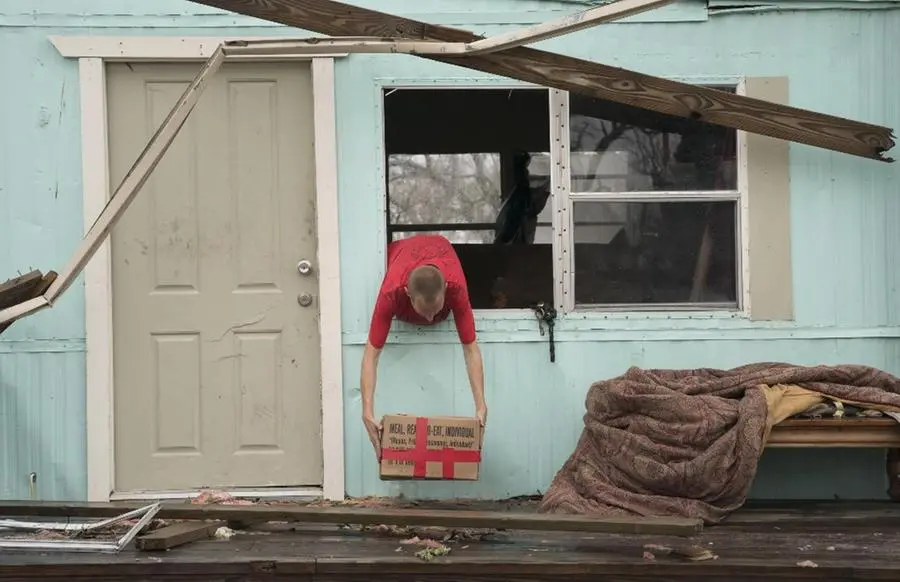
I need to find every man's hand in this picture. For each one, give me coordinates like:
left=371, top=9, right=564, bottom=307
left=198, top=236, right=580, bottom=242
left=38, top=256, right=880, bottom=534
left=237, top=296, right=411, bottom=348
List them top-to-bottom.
left=476, top=405, right=488, bottom=427
left=363, top=414, right=383, bottom=458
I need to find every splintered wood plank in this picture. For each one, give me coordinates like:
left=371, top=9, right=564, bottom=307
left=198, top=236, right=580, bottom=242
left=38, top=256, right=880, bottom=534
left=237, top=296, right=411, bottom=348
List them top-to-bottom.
left=189, top=0, right=895, bottom=161
left=0, top=270, right=57, bottom=335
left=0, top=270, right=44, bottom=311
left=0, top=501, right=703, bottom=536
left=135, top=520, right=225, bottom=551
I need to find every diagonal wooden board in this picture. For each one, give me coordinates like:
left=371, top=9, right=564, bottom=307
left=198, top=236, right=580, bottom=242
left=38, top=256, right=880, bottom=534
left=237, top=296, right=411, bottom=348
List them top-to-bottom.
left=190, top=0, right=895, bottom=162
left=0, top=501, right=704, bottom=537
left=135, top=520, right=226, bottom=551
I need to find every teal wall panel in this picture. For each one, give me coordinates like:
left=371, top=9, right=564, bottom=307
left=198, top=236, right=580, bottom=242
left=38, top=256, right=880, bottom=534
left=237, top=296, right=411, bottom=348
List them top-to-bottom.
left=0, top=0, right=898, bottom=502
left=334, top=7, right=900, bottom=500
left=0, top=25, right=88, bottom=500
left=342, top=337, right=900, bottom=499
left=0, top=347, right=86, bottom=500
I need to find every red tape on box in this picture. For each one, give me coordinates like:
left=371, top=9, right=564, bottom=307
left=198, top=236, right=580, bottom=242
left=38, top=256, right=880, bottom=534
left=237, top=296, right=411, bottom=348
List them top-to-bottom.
left=381, top=417, right=481, bottom=479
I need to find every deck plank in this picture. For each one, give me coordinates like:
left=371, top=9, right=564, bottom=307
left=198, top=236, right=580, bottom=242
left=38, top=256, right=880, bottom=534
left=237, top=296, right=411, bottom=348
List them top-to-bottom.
left=0, top=503, right=896, bottom=580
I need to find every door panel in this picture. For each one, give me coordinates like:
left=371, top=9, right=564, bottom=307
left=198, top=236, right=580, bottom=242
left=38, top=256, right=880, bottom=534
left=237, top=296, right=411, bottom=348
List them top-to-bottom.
left=107, top=62, right=322, bottom=491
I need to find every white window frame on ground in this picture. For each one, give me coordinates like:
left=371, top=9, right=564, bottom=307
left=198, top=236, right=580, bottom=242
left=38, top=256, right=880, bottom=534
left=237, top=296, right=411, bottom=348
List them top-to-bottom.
left=549, top=79, right=750, bottom=315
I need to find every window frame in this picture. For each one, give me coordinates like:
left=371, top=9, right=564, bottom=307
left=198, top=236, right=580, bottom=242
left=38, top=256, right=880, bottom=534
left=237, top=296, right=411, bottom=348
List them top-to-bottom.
left=379, top=76, right=752, bottom=320
left=550, top=80, right=750, bottom=315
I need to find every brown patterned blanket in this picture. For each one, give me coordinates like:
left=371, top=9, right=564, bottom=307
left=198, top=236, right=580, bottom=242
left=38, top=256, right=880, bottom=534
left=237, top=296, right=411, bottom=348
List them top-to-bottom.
left=537, top=363, right=900, bottom=524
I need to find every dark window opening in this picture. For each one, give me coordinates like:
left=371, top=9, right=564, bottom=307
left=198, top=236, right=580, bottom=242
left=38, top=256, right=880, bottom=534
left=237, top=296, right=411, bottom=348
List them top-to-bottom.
left=383, top=88, right=552, bottom=310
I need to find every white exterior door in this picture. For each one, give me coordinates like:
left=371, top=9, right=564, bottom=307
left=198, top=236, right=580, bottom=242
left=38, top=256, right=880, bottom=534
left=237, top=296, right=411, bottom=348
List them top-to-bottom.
left=106, top=61, right=323, bottom=492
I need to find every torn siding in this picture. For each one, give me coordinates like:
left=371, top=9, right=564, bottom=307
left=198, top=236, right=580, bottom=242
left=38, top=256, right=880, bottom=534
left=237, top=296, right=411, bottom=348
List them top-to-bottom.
left=709, top=0, right=900, bottom=13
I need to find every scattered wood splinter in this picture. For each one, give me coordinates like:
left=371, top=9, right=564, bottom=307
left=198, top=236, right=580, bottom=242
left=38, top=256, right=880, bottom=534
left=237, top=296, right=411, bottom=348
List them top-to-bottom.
left=644, top=543, right=718, bottom=561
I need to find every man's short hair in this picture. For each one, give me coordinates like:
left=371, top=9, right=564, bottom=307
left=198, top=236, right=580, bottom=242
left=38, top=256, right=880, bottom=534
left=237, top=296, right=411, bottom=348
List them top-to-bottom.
left=408, top=265, right=445, bottom=303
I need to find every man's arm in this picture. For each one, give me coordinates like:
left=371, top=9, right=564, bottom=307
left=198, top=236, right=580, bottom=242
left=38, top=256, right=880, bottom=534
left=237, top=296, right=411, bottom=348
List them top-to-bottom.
left=450, top=287, right=487, bottom=426
left=362, top=292, right=394, bottom=456
left=462, top=341, right=487, bottom=426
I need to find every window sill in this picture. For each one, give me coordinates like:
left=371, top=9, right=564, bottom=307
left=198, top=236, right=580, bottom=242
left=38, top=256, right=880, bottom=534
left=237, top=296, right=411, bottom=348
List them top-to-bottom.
left=343, top=308, right=774, bottom=345
left=472, top=308, right=747, bottom=322
left=342, top=323, right=900, bottom=346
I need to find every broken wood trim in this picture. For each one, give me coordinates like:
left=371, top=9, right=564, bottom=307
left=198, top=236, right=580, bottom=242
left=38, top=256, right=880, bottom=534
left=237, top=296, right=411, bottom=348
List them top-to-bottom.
left=188, top=0, right=895, bottom=161
left=219, top=0, right=676, bottom=58
left=220, top=0, right=676, bottom=58
left=464, top=0, right=675, bottom=55
left=222, top=36, right=470, bottom=55
left=41, top=46, right=227, bottom=308
left=0, top=47, right=226, bottom=327
left=0, top=270, right=44, bottom=308
left=0, top=271, right=57, bottom=335
left=0, top=502, right=704, bottom=537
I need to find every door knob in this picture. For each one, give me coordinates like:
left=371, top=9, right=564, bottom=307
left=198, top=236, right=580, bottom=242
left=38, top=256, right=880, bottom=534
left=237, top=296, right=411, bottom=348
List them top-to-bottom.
left=297, top=260, right=313, bottom=275
left=297, top=293, right=314, bottom=307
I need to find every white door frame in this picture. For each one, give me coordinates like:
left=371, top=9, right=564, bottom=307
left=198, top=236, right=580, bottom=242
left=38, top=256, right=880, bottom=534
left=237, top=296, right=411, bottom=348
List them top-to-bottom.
left=50, top=36, right=346, bottom=502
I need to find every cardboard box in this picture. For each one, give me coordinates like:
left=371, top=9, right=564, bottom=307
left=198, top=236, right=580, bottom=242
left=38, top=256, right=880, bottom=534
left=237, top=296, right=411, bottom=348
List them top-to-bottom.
left=379, top=414, right=482, bottom=481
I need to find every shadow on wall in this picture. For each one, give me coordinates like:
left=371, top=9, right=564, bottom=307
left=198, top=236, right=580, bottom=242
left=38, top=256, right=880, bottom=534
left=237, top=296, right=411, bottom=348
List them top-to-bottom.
left=751, top=448, right=890, bottom=500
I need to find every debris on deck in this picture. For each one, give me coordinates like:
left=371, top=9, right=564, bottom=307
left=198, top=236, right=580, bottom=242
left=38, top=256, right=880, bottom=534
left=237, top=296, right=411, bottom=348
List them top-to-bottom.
left=0, top=501, right=898, bottom=580
left=0, top=503, right=161, bottom=553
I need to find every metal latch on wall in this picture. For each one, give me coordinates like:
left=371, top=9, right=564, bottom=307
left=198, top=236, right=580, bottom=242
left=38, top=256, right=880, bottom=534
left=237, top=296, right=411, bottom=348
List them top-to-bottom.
left=531, top=302, right=557, bottom=363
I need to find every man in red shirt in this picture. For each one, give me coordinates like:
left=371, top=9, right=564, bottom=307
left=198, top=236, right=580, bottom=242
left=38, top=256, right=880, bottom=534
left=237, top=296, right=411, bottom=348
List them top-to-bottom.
left=361, top=234, right=487, bottom=457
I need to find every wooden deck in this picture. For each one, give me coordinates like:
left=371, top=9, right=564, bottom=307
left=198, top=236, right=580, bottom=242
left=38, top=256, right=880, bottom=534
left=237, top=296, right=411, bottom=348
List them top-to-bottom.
left=0, top=501, right=898, bottom=581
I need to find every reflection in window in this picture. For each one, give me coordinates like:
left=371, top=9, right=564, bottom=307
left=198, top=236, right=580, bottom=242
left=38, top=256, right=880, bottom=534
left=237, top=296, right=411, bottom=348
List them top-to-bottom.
left=567, top=86, right=742, bottom=308
left=569, top=89, right=738, bottom=193
left=388, top=153, right=502, bottom=227
left=572, top=200, right=738, bottom=305
left=392, top=229, right=497, bottom=244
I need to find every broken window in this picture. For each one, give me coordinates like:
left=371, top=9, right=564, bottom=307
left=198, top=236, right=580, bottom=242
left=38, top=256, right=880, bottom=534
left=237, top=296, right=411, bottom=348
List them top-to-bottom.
left=382, top=84, right=743, bottom=312
left=383, top=88, right=554, bottom=310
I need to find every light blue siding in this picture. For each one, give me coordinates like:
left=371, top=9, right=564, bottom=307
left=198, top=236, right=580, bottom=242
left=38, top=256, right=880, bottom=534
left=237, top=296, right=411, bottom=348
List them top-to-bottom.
left=0, top=0, right=897, bottom=502
left=0, top=27, right=87, bottom=500
left=0, top=347, right=86, bottom=500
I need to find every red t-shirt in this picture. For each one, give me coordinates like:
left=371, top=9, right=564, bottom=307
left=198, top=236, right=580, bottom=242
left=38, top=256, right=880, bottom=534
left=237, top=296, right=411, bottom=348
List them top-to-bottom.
left=367, top=235, right=477, bottom=349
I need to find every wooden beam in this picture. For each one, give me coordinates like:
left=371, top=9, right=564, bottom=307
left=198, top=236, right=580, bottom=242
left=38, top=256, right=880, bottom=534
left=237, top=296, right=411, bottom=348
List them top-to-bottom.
left=189, top=0, right=895, bottom=162
left=768, top=418, right=900, bottom=448
left=0, top=501, right=704, bottom=537
left=135, top=521, right=225, bottom=551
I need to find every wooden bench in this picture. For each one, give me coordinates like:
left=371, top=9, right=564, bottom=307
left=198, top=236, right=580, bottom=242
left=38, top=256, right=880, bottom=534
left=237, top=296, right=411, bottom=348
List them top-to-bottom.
left=768, top=417, right=900, bottom=500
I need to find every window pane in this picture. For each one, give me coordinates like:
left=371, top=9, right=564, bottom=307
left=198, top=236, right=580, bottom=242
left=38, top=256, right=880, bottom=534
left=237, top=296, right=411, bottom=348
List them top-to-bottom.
left=569, top=89, right=738, bottom=193
left=388, top=153, right=502, bottom=225
left=572, top=200, right=738, bottom=306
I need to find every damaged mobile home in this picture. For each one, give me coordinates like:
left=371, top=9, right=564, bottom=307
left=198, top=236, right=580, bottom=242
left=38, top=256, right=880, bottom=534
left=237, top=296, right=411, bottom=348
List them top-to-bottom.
left=1, top=0, right=900, bottom=576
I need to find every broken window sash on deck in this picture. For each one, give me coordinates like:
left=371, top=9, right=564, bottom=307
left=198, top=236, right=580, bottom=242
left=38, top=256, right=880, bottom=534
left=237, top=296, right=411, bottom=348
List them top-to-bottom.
left=0, top=502, right=161, bottom=553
